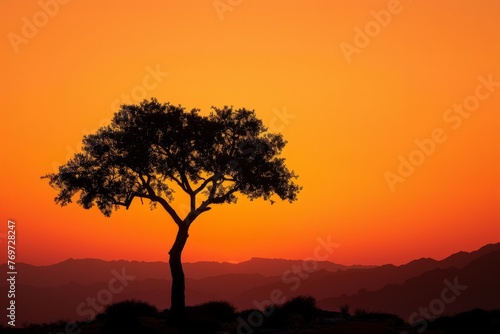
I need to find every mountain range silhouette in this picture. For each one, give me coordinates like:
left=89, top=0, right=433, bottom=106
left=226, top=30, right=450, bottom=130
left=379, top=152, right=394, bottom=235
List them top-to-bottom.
left=1, top=243, right=499, bottom=326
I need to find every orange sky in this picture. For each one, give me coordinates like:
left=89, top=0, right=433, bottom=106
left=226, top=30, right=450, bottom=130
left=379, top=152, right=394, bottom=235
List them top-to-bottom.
left=1, top=0, right=499, bottom=267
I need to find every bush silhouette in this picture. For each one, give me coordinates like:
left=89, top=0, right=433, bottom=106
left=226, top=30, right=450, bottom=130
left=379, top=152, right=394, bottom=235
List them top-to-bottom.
left=281, top=295, right=318, bottom=324
left=264, top=296, right=321, bottom=329
left=104, top=299, right=158, bottom=319
left=98, top=300, right=159, bottom=334
left=187, top=300, right=236, bottom=322
left=181, top=301, right=237, bottom=333
left=339, top=303, right=350, bottom=316
left=353, top=308, right=368, bottom=317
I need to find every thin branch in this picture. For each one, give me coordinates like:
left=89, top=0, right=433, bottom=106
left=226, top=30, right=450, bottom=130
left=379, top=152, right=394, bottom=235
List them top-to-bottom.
left=178, top=170, right=193, bottom=194
left=138, top=174, right=183, bottom=226
left=170, top=174, right=187, bottom=192
left=193, top=175, right=214, bottom=195
left=208, top=178, right=218, bottom=199
left=211, top=186, right=239, bottom=204
left=111, top=191, right=148, bottom=209
left=190, top=193, right=196, bottom=212
left=153, top=195, right=183, bottom=226
left=184, top=198, right=212, bottom=226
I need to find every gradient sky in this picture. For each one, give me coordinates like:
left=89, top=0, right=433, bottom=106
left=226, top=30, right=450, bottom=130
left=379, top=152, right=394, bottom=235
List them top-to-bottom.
left=1, top=0, right=499, bottom=267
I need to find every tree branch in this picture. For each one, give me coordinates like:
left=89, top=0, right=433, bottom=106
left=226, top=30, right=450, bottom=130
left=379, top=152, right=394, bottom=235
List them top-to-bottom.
left=138, top=174, right=183, bottom=226
left=170, top=174, right=188, bottom=193
left=183, top=175, right=226, bottom=226
left=193, top=175, right=214, bottom=195
left=210, top=180, right=217, bottom=199
left=211, top=186, right=239, bottom=204
left=190, top=193, right=196, bottom=212
left=154, top=195, right=183, bottom=226
left=184, top=198, right=212, bottom=226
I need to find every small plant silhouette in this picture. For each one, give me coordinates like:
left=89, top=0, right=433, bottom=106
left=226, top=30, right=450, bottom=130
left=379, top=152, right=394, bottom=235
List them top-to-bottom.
left=265, top=296, right=320, bottom=329
left=98, top=300, right=158, bottom=334
left=340, top=303, right=350, bottom=316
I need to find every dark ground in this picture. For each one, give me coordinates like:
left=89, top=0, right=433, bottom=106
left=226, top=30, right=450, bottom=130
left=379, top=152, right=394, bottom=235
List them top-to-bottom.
left=1, top=298, right=499, bottom=334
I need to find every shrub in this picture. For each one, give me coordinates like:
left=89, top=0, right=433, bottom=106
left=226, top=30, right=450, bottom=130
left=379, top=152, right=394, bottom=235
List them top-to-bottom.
left=264, top=296, right=320, bottom=329
left=281, top=296, right=318, bottom=321
left=103, top=299, right=158, bottom=319
left=98, top=300, right=158, bottom=334
left=186, top=300, right=236, bottom=323
left=181, top=301, right=237, bottom=334
left=339, top=304, right=350, bottom=316
left=354, top=308, right=367, bottom=317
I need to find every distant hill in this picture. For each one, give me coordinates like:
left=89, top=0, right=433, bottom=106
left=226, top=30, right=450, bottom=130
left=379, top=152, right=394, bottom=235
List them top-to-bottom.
left=0, top=242, right=498, bottom=326
left=232, top=242, right=500, bottom=308
left=317, top=249, right=500, bottom=320
left=0, top=257, right=366, bottom=288
left=184, top=257, right=371, bottom=279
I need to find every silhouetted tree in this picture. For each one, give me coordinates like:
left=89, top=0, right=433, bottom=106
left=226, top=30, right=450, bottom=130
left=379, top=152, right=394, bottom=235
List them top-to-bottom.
left=42, top=98, right=301, bottom=320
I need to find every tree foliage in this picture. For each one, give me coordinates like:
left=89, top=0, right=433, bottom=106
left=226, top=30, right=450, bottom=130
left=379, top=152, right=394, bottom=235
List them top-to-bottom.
left=43, top=98, right=301, bottom=224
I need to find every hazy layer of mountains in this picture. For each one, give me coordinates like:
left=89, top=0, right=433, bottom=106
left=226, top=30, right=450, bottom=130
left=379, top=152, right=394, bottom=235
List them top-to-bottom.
left=1, top=243, right=499, bottom=325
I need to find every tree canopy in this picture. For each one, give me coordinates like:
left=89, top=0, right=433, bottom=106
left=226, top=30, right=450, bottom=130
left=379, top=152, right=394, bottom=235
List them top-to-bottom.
left=43, top=98, right=301, bottom=225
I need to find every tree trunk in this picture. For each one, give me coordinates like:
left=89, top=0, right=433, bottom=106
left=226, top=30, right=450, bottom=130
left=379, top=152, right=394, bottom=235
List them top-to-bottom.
left=169, top=225, right=189, bottom=322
